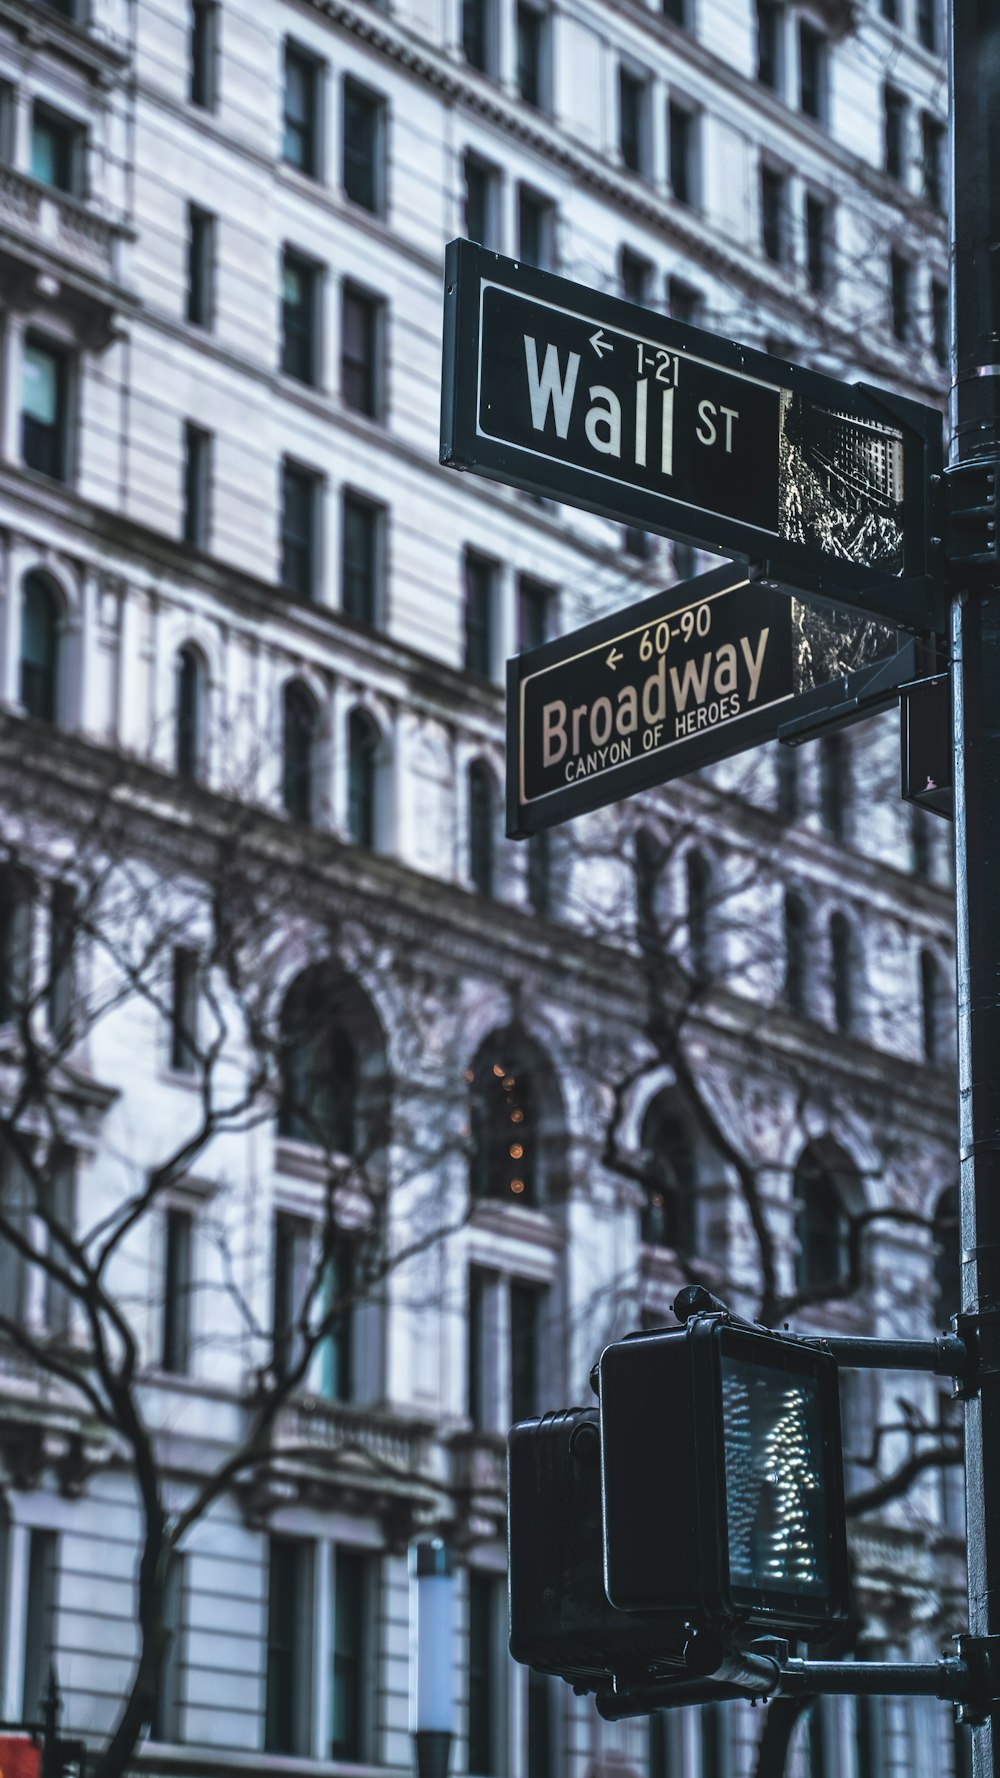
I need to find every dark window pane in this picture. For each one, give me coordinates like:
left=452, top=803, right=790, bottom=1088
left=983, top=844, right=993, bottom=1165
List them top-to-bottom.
left=189, top=0, right=216, bottom=109
left=463, top=0, right=491, bottom=72
left=663, top=0, right=686, bottom=22
left=757, top=0, right=781, bottom=87
left=881, top=0, right=898, bottom=18
left=916, top=0, right=936, bottom=51
left=516, top=4, right=544, bottom=108
left=799, top=23, right=825, bottom=119
left=283, top=44, right=319, bottom=174
left=619, top=69, right=645, bottom=173
left=343, top=79, right=383, bottom=214
left=884, top=85, right=906, bottom=178
left=668, top=102, right=694, bottom=205
left=30, top=107, right=78, bottom=193
left=921, top=113, right=944, bottom=209
left=464, top=154, right=496, bottom=245
left=760, top=165, right=786, bottom=262
left=518, top=187, right=553, bottom=270
left=805, top=194, right=828, bottom=292
left=186, top=204, right=214, bottom=327
left=620, top=248, right=650, bottom=306
left=890, top=249, right=912, bottom=342
left=282, top=251, right=319, bottom=385
left=668, top=277, right=702, bottom=324
left=932, top=279, right=948, bottom=368
left=341, top=287, right=380, bottom=418
left=22, top=337, right=68, bottom=482
left=182, top=422, right=211, bottom=548
left=281, top=462, right=318, bottom=598
left=342, top=493, right=379, bottom=625
left=464, top=553, right=495, bottom=676
left=21, top=572, right=59, bottom=722
left=518, top=576, right=551, bottom=653
left=175, top=647, right=202, bottom=778
left=282, top=682, right=317, bottom=823
left=348, top=711, right=378, bottom=848
left=819, top=732, right=847, bottom=836
left=469, top=761, right=495, bottom=896
left=686, top=849, right=712, bottom=975
left=0, top=874, right=32, bottom=1025
left=48, top=880, right=74, bottom=1041
left=784, top=892, right=807, bottom=1015
left=830, top=913, right=854, bottom=1034
left=171, top=946, right=199, bottom=1072
left=921, top=950, right=943, bottom=1063
left=279, top=976, right=358, bottom=1152
left=640, top=1098, right=696, bottom=1252
left=795, top=1146, right=850, bottom=1291
left=162, top=1208, right=193, bottom=1373
left=322, top=1238, right=356, bottom=1401
left=468, top=1268, right=488, bottom=1426
left=510, top=1281, right=541, bottom=1421
left=22, top=1532, right=57, bottom=1721
left=266, top=1538, right=312, bottom=1755
left=332, top=1549, right=369, bottom=1761
left=151, top=1554, right=184, bottom=1741
left=469, top=1574, right=500, bottom=1776
left=526, top=1668, right=553, bottom=1778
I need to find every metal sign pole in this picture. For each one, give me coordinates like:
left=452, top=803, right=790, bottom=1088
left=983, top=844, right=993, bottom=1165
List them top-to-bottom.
left=950, top=5, right=1000, bottom=1776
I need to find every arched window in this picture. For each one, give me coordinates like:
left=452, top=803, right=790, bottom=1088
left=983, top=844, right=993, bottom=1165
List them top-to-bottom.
left=20, top=573, right=59, bottom=723
left=175, top=646, right=204, bottom=780
left=282, top=681, right=318, bottom=824
left=348, top=708, right=380, bottom=848
left=468, top=760, right=495, bottom=896
left=686, top=850, right=712, bottom=977
left=784, top=891, right=808, bottom=1015
left=829, top=911, right=855, bottom=1034
left=921, top=949, right=948, bottom=1065
left=278, top=965, right=386, bottom=1158
left=467, top=1028, right=566, bottom=1208
left=639, top=1094, right=697, bottom=1252
left=793, top=1140, right=853, bottom=1293
left=932, top=1185, right=960, bottom=1331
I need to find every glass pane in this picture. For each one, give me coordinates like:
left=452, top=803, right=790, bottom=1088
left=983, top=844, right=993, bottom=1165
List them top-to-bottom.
left=23, top=346, right=59, bottom=426
left=720, top=1349, right=831, bottom=1600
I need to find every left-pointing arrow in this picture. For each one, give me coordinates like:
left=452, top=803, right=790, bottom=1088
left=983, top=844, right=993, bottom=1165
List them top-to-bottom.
left=590, top=329, right=614, bottom=358
left=606, top=646, right=624, bottom=670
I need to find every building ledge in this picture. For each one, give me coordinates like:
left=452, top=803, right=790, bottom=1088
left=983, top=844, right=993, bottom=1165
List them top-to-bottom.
left=0, top=1, right=131, bottom=82
left=0, top=167, right=137, bottom=349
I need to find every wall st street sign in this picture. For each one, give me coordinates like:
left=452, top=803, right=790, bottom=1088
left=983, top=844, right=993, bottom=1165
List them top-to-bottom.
left=442, top=241, right=944, bottom=629
left=507, top=565, right=907, bottom=836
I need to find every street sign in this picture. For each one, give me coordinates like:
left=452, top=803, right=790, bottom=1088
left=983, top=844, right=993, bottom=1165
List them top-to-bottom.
left=441, top=240, right=944, bottom=628
left=506, top=563, right=907, bottom=836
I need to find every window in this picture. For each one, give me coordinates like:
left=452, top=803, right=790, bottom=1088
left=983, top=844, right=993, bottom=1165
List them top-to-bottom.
left=189, top=0, right=217, bottom=110
left=462, top=0, right=494, bottom=72
left=662, top=0, right=688, bottom=23
left=756, top=0, right=782, bottom=89
left=880, top=0, right=898, bottom=19
left=916, top=0, right=937, bottom=52
left=516, top=3, right=547, bottom=110
left=798, top=22, right=827, bottom=121
left=283, top=42, right=321, bottom=175
left=619, top=69, right=647, bottom=175
left=343, top=78, right=385, bottom=214
left=884, top=85, right=907, bottom=180
left=668, top=100, right=697, bottom=206
left=30, top=104, right=81, bottom=194
left=921, top=112, right=945, bottom=209
left=464, top=153, right=500, bottom=249
left=760, top=164, right=788, bottom=263
left=517, top=186, right=555, bottom=271
left=805, top=194, right=830, bottom=293
left=186, top=204, right=214, bottom=327
left=620, top=247, right=652, bottom=306
left=890, top=248, right=913, bottom=343
left=282, top=249, right=321, bottom=385
left=668, top=276, right=702, bottom=324
left=932, top=279, right=949, bottom=368
left=341, top=285, right=382, bottom=419
left=22, top=336, right=69, bottom=482
left=182, top=421, right=212, bottom=549
left=280, top=461, right=320, bottom=599
left=341, top=491, right=382, bottom=626
left=624, top=526, right=654, bottom=560
left=674, top=539, right=697, bottom=579
left=464, top=552, right=497, bottom=677
left=20, top=572, right=59, bottom=723
left=518, top=576, right=552, bottom=653
left=175, top=646, right=204, bottom=780
left=282, top=681, right=318, bottom=823
left=348, top=709, right=380, bottom=849
left=819, top=731, right=847, bottom=836
left=776, top=741, right=798, bottom=820
left=468, top=760, right=496, bottom=897
left=526, top=831, right=551, bottom=918
left=686, top=849, right=712, bottom=976
left=0, top=872, right=32, bottom=1025
left=47, top=880, right=74, bottom=1042
left=784, top=891, right=808, bottom=1015
left=829, top=910, right=855, bottom=1034
left=170, top=946, right=199, bottom=1073
left=921, top=949, right=948, bottom=1064
left=278, top=967, right=385, bottom=1156
left=468, top=1029, right=565, bottom=1206
left=639, top=1094, right=697, bottom=1251
left=794, top=1142, right=851, bottom=1292
left=933, top=1185, right=959, bottom=1333
left=162, top=1207, right=193, bottom=1374
left=272, top=1212, right=309, bottom=1382
left=320, top=1237, right=358, bottom=1402
left=468, top=1265, right=494, bottom=1426
left=510, top=1279, right=543, bottom=1421
left=22, top=1531, right=57, bottom=1721
left=266, top=1538, right=313, bottom=1755
left=332, top=1549, right=373, bottom=1762
left=152, top=1554, right=185, bottom=1742
left=469, top=1572, right=504, bottom=1777
left=527, top=1669, right=557, bottom=1778
left=854, top=1697, right=882, bottom=1778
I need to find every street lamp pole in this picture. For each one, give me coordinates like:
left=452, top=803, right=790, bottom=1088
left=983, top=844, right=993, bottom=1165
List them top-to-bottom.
left=410, top=1539, right=455, bottom=1778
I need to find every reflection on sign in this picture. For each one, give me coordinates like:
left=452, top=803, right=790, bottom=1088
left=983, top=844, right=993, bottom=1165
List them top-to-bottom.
left=720, top=1354, right=830, bottom=1600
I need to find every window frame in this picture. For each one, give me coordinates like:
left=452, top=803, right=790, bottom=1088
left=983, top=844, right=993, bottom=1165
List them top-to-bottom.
left=189, top=0, right=218, bottom=112
left=515, top=0, right=549, bottom=112
left=282, top=40, right=323, bottom=177
left=618, top=65, right=649, bottom=177
left=342, top=75, right=386, bottom=216
left=667, top=97, right=699, bottom=208
left=30, top=102, right=84, bottom=196
left=760, top=161, right=789, bottom=264
left=186, top=202, right=215, bottom=329
left=340, top=283, right=384, bottom=420
left=21, top=333, right=71, bottom=485
left=182, top=420, right=212, bottom=550
left=280, top=458, right=322, bottom=600
left=341, top=488, right=384, bottom=627
left=463, top=550, right=498, bottom=678
left=161, top=1204, right=194, bottom=1375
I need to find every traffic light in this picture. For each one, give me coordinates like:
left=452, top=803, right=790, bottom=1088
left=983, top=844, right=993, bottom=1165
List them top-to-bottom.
left=599, top=1317, right=848, bottom=1636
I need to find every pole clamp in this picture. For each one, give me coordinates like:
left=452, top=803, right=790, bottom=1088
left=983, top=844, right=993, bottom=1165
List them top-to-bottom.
left=944, top=459, right=1000, bottom=567
left=953, top=1634, right=1000, bottom=1725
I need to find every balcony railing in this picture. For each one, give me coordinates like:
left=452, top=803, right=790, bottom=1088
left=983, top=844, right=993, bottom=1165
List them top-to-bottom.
left=0, top=164, right=124, bottom=287
left=269, top=1395, right=436, bottom=1481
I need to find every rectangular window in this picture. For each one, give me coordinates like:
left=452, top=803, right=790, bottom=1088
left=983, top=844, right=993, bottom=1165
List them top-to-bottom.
left=189, top=0, right=217, bottom=110
left=462, top=0, right=493, bottom=73
left=662, top=0, right=687, bottom=23
left=756, top=0, right=782, bottom=89
left=880, top=0, right=898, bottom=18
left=916, top=0, right=937, bottom=51
left=516, top=3, right=546, bottom=110
left=798, top=22, right=826, bottom=121
left=283, top=42, right=321, bottom=175
left=619, top=68, right=647, bottom=174
left=343, top=78, right=385, bottom=215
left=884, top=84, right=907, bottom=180
left=668, top=101, right=697, bottom=207
left=30, top=105, right=81, bottom=194
left=921, top=112, right=945, bottom=209
left=464, top=153, right=500, bottom=249
left=760, top=164, right=787, bottom=263
left=517, top=186, right=555, bottom=270
left=805, top=194, right=829, bottom=293
left=186, top=204, right=214, bottom=328
left=619, top=248, right=652, bottom=306
left=890, top=248, right=912, bottom=342
left=281, top=249, right=321, bottom=386
left=668, top=276, right=702, bottom=324
left=932, top=278, right=948, bottom=367
left=341, top=285, right=382, bottom=419
left=22, top=335, right=69, bottom=483
left=182, top=421, right=212, bottom=549
left=280, top=460, right=320, bottom=599
left=341, top=490, right=382, bottom=626
left=623, top=525, right=653, bottom=559
left=464, top=552, right=496, bottom=677
left=517, top=576, right=551, bottom=653
left=527, top=830, right=551, bottom=918
left=47, top=880, right=74, bottom=1041
left=170, top=946, right=199, bottom=1074
left=41, top=1148, right=73, bottom=1340
left=162, top=1207, right=193, bottom=1374
left=272, top=1212, right=310, bottom=1382
left=321, top=1238, right=357, bottom=1403
left=468, top=1266, right=493, bottom=1428
left=510, top=1280, right=543, bottom=1422
left=22, top=1531, right=57, bottom=1721
left=266, top=1537, right=313, bottom=1754
left=331, top=1548, right=372, bottom=1762
left=152, top=1554, right=185, bottom=1742
left=469, top=1572, right=503, bottom=1776
left=527, top=1668, right=555, bottom=1778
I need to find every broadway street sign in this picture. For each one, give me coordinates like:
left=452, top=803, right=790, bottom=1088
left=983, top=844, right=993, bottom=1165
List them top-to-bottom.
left=442, top=241, right=944, bottom=629
left=507, top=564, right=909, bottom=836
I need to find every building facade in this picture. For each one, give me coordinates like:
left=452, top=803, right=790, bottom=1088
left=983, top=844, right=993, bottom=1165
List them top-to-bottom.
left=0, top=1, right=961, bottom=1777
